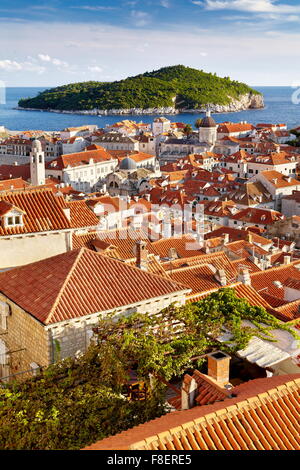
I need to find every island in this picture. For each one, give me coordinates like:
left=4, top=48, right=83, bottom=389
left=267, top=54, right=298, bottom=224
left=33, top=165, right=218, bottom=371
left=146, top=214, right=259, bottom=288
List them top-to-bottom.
left=17, top=65, right=264, bottom=115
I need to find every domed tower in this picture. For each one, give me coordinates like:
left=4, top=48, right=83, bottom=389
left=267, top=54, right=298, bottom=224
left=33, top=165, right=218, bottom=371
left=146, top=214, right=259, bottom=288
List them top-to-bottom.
left=198, top=110, right=217, bottom=145
left=30, top=139, right=45, bottom=186
left=119, top=157, right=137, bottom=172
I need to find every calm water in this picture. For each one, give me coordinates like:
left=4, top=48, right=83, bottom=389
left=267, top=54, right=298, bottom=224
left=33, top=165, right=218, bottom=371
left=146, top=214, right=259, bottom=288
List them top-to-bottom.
left=0, top=86, right=299, bottom=131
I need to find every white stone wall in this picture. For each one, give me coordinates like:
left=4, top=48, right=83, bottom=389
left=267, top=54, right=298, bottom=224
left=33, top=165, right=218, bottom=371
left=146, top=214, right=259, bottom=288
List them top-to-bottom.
left=63, top=159, right=118, bottom=192
left=0, top=231, right=72, bottom=269
left=47, top=293, right=187, bottom=361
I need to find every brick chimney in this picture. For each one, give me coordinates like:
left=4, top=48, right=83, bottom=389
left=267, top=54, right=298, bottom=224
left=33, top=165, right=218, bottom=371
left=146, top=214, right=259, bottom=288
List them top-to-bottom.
left=135, top=240, right=148, bottom=270
left=207, top=351, right=231, bottom=386
left=181, top=374, right=198, bottom=410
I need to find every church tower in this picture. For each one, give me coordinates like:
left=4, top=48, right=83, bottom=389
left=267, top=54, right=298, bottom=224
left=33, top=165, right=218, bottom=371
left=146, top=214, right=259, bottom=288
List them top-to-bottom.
left=198, top=110, right=217, bottom=146
left=30, top=139, right=45, bottom=186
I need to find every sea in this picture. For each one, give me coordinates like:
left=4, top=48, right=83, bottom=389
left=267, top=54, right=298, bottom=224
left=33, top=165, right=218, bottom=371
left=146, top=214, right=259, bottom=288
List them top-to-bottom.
left=0, top=86, right=299, bottom=132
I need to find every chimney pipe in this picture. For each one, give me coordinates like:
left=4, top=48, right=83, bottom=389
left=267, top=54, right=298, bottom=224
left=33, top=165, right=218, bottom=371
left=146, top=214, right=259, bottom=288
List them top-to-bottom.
left=135, top=240, right=148, bottom=270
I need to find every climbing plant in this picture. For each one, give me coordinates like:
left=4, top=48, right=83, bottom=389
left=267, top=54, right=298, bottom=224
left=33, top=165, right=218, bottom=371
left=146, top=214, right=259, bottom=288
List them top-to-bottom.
left=0, top=288, right=297, bottom=449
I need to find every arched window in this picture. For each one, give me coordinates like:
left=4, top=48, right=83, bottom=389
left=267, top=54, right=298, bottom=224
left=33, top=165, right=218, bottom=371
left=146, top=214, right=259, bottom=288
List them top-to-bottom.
left=39, top=155, right=43, bottom=163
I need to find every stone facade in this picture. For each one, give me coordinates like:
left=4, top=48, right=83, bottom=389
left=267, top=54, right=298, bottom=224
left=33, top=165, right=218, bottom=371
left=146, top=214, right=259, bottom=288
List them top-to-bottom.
left=0, top=288, right=187, bottom=380
left=0, top=294, right=50, bottom=380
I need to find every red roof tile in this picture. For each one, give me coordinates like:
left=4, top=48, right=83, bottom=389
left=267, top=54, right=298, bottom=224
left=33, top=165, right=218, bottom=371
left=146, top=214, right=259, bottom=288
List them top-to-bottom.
left=0, top=189, right=70, bottom=235
left=0, top=248, right=189, bottom=325
left=83, top=375, right=300, bottom=450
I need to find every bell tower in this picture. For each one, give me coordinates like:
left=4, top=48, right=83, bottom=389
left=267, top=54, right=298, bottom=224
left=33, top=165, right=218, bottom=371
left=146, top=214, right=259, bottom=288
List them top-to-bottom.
left=199, top=110, right=217, bottom=146
left=30, top=139, right=45, bottom=186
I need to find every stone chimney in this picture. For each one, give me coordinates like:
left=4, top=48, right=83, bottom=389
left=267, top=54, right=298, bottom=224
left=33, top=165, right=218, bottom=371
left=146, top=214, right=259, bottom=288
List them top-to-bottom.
left=144, top=194, right=151, bottom=202
left=135, top=240, right=148, bottom=270
left=284, top=255, right=291, bottom=265
left=237, top=267, right=251, bottom=286
left=215, top=268, right=227, bottom=286
left=207, top=351, right=231, bottom=386
left=181, top=374, right=198, bottom=410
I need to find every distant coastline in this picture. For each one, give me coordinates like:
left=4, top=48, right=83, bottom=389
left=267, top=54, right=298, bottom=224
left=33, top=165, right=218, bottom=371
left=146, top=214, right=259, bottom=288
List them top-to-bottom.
left=2, top=87, right=299, bottom=132
left=14, top=92, right=264, bottom=117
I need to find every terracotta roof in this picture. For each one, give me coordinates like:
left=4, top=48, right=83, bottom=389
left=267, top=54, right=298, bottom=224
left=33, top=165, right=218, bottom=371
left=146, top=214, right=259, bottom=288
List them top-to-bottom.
left=218, top=122, right=254, bottom=133
left=47, top=147, right=115, bottom=170
left=249, top=152, right=295, bottom=166
left=0, top=164, right=31, bottom=181
left=259, top=170, right=300, bottom=189
left=0, top=177, right=29, bottom=191
left=226, top=182, right=272, bottom=207
left=0, top=189, right=70, bottom=235
left=56, top=197, right=99, bottom=228
left=230, top=207, right=283, bottom=225
left=96, top=227, right=157, bottom=260
left=205, top=227, right=271, bottom=246
left=151, top=236, right=204, bottom=259
left=0, top=248, right=188, bottom=325
left=162, top=252, right=237, bottom=279
left=231, top=258, right=262, bottom=273
left=251, top=262, right=300, bottom=299
left=167, top=264, right=223, bottom=296
left=284, top=278, right=300, bottom=290
left=189, top=283, right=272, bottom=311
left=275, top=299, right=300, bottom=321
left=168, top=370, right=231, bottom=410
left=83, top=375, right=300, bottom=450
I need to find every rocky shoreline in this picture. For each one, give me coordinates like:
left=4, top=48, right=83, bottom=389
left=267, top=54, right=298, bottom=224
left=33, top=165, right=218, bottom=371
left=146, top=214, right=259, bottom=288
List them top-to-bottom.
left=15, top=92, right=264, bottom=117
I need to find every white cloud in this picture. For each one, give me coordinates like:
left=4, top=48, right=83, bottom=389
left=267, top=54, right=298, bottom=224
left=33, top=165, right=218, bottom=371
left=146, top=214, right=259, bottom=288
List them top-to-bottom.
left=160, top=0, right=171, bottom=7
left=198, top=0, right=300, bottom=13
left=71, top=6, right=118, bottom=11
left=131, top=10, right=151, bottom=26
left=0, top=20, right=300, bottom=86
left=38, top=53, right=51, bottom=62
left=38, top=54, right=69, bottom=67
left=0, top=59, right=45, bottom=74
left=0, top=60, right=22, bottom=71
left=88, top=66, right=103, bottom=73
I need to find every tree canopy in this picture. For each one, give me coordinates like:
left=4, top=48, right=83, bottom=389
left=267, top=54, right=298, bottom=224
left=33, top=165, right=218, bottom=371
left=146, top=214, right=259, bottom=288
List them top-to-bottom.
left=18, top=65, right=261, bottom=111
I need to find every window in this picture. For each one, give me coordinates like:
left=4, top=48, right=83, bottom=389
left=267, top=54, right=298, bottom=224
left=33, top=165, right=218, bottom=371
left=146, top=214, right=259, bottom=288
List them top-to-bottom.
left=5, top=215, right=22, bottom=227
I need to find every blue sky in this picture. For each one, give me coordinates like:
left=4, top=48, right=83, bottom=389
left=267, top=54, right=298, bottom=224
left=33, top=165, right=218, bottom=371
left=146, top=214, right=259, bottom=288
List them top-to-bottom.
left=0, top=0, right=300, bottom=86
